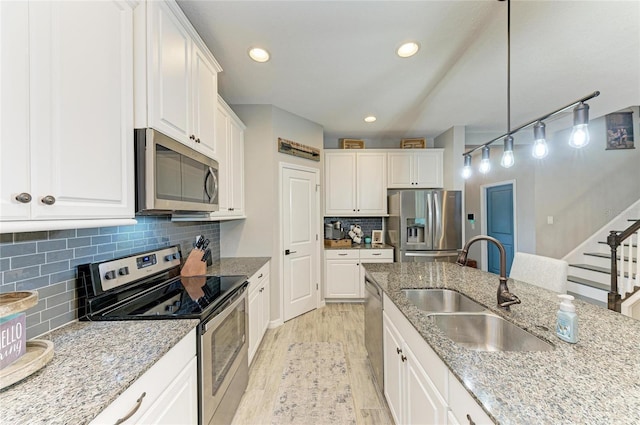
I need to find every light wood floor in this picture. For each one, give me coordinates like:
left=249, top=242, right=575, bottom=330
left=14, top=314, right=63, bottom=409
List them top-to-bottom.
left=232, top=303, right=393, bottom=425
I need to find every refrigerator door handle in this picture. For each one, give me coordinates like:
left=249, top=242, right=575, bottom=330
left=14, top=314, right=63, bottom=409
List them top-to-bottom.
left=427, top=191, right=434, bottom=250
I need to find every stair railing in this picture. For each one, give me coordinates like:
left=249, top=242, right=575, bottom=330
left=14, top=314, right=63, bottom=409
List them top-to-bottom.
left=607, top=219, right=640, bottom=312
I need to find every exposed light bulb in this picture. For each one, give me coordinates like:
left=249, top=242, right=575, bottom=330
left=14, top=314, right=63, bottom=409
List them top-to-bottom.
left=569, top=102, right=590, bottom=148
left=532, top=121, right=548, bottom=159
left=569, top=124, right=590, bottom=148
left=500, top=135, right=514, bottom=168
left=532, top=139, right=549, bottom=159
left=479, top=146, right=491, bottom=174
left=462, top=155, right=472, bottom=179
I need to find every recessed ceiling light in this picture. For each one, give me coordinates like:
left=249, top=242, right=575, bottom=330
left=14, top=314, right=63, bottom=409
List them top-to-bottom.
left=397, top=42, right=420, bottom=58
left=248, top=47, right=270, bottom=63
left=364, top=116, right=377, bottom=123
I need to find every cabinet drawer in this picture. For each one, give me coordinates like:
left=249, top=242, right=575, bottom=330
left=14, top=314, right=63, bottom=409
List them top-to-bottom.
left=325, top=249, right=359, bottom=260
left=360, top=249, right=393, bottom=261
left=248, top=262, right=270, bottom=295
left=91, top=328, right=196, bottom=424
left=448, top=371, right=494, bottom=425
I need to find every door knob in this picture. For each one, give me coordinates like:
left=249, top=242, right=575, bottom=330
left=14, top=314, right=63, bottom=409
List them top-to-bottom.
left=285, top=249, right=297, bottom=255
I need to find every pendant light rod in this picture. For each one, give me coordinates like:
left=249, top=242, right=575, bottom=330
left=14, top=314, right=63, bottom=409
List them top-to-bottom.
left=506, top=0, right=511, bottom=137
left=462, top=90, right=600, bottom=157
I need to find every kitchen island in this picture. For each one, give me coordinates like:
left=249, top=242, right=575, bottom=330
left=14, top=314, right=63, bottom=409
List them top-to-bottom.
left=364, top=262, right=640, bottom=424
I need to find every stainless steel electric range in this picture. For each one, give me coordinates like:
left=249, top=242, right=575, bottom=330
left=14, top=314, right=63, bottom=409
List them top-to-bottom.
left=78, top=245, right=249, bottom=425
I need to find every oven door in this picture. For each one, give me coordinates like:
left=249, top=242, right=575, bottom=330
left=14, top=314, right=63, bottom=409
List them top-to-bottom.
left=200, top=288, right=248, bottom=425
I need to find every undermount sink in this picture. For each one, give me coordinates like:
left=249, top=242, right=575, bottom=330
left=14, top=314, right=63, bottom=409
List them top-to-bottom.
left=401, top=289, right=485, bottom=313
left=431, top=313, right=554, bottom=352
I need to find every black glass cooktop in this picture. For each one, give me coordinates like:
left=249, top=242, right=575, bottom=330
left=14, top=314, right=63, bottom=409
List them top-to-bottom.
left=85, top=274, right=248, bottom=321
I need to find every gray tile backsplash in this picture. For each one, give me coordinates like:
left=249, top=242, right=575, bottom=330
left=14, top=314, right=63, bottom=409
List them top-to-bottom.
left=0, top=216, right=220, bottom=339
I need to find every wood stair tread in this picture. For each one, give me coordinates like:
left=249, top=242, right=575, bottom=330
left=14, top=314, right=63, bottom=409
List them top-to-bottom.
left=567, top=275, right=609, bottom=291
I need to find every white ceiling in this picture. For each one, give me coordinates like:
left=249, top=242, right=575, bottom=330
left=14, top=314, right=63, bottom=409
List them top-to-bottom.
left=177, top=0, right=640, bottom=145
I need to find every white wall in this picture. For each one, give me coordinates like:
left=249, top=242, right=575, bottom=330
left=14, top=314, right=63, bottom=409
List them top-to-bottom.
left=221, top=105, right=323, bottom=324
left=434, top=126, right=466, bottom=191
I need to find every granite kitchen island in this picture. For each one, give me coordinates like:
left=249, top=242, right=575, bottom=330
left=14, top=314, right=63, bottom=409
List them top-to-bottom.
left=364, top=262, right=640, bottom=424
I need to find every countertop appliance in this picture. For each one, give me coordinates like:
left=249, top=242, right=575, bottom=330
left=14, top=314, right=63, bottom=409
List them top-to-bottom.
left=135, top=128, right=219, bottom=215
left=386, top=189, right=462, bottom=262
left=78, top=245, right=248, bottom=425
left=364, top=270, right=383, bottom=391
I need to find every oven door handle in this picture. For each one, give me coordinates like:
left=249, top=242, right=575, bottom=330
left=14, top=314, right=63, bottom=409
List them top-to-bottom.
left=201, top=286, right=246, bottom=335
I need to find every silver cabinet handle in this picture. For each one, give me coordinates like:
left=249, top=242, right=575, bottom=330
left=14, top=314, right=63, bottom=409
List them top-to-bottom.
left=15, top=193, right=32, bottom=203
left=41, top=195, right=56, bottom=205
left=338, top=253, right=348, bottom=256
left=372, top=253, right=381, bottom=256
left=258, top=273, right=263, bottom=279
left=114, top=392, right=146, bottom=425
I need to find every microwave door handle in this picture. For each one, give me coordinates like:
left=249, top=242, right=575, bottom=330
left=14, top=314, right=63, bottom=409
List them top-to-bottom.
left=204, top=167, right=218, bottom=202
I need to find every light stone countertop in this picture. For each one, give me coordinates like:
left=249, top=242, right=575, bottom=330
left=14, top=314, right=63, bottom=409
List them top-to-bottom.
left=0, top=257, right=270, bottom=424
left=364, top=261, right=640, bottom=425
left=0, top=319, right=198, bottom=425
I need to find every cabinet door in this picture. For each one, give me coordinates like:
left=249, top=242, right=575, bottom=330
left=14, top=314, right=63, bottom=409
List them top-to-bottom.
left=0, top=1, right=30, bottom=221
left=29, top=1, right=134, bottom=220
left=147, top=1, right=191, bottom=144
left=191, top=44, right=218, bottom=158
left=214, top=103, right=231, bottom=213
left=228, top=119, right=245, bottom=215
left=414, top=151, right=444, bottom=188
left=324, top=152, right=357, bottom=215
left=356, top=152, right=387, bottom=215
left=387, top=152, right=414, bottom=188
left=325, top=259, right=360, bottom=298
left=260, top=276, right=271, bottom=336
left=248, top=284, right=262, bottom=364
left=383, top=312, right=404, bottom=425
left=404, top=344, right=448, bottom=425
left=137, top=356, right=198, bottom=424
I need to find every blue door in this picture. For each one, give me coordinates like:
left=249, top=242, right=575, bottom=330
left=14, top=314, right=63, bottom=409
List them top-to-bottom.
left=486, top=184, right=514, bottom=276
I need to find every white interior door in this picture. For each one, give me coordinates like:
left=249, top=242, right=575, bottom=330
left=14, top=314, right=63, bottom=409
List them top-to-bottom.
left=282, top=165, right=319, bottom=321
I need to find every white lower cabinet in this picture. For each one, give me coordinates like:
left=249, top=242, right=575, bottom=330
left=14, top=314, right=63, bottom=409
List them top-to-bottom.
left=324, top=249, right=393, bottom=299
left=248, top=261, right=271, bottom=364
left=383, top=295, right=493, bottom=425
left=383, top=311, right=447, bottom=425
left=91, top=329, right=197, bottom=425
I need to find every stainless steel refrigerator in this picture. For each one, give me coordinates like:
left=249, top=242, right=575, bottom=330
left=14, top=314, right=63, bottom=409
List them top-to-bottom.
left=385, top=190, right=462, bottom=262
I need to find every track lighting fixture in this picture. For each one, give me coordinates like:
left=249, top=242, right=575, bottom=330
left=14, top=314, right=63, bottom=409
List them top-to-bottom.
left=460, top=0, right=598, bottom=177
left=569, top=102, right=590, bottom=148
left=532, top=121, right=548, bottom=159
left=501, top=135, right=515, bottom=168
left=479, top=146, right=491, bottom=174
left=462, top=155, right=472, bottom=179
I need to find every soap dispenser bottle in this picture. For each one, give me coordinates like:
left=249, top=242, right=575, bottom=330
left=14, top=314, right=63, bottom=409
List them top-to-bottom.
left=556, top=294, right=578, bottom=343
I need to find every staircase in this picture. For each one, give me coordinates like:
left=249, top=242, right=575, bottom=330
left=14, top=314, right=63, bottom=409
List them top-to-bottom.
left=564, top=200, right=640, bottom=316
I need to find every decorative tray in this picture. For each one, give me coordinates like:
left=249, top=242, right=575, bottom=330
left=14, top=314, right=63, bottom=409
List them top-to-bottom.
left=0, top=291, right=38, bottom=317
left=0, top=340, right=54, bottom=390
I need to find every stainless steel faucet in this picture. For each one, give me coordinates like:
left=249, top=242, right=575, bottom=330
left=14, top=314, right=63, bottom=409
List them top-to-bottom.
left=456, top=235, right=521, bottom=310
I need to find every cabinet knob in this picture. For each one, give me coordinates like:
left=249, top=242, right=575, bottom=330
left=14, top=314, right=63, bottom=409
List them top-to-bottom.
left=190, top=134, right=196, bottom=140
left=196, top=138, right=201, bottom=143
left=15, top=192, right=32, bottom=203
left=41, top=195, right=56, bottom=205
left=396, top=347, right=402, bottom=354
left=466, top=414, right=476, bottom=425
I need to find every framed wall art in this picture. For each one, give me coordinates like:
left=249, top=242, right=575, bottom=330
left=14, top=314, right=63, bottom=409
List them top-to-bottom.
left=605, top=112, right=634, bottom=150
left=371, top=230, right=384, bottom=245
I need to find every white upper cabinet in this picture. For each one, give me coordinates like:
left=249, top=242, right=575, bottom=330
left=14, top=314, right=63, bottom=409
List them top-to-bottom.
left=138, top=0, right=221, bottom=158
left=1, top=1, right=135, bottom=225
left=210, top=97, right=245, bottom=219
left=388, top=150, right=444, bottom=188
left=324, top=151, right=387, bottom=216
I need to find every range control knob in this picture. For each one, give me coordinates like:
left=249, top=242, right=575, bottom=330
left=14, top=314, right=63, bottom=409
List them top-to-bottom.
left=165, top=253, right=178, bottom=261
left=118, top=266, right=130, bottom=276
left=104, top=270, right=117, bottom=280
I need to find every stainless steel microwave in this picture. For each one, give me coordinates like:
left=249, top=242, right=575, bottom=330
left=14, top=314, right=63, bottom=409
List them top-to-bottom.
left=134, top=128, right=219, bottom=214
